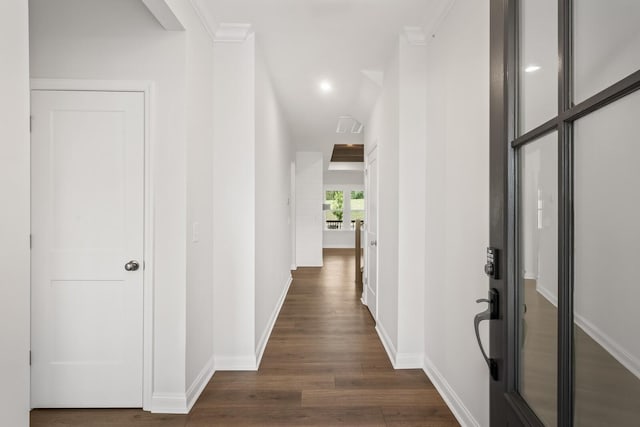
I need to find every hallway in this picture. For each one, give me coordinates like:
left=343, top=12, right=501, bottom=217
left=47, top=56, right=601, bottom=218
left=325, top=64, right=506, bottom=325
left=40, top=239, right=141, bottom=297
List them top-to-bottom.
left=31, top=249, right=458, bottom=426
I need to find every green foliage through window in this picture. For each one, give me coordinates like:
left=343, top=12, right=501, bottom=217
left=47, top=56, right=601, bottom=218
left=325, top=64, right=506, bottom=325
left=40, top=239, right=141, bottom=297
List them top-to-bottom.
left=325, top=189, right=365, bottom=230
left=350, top=190, right=365, bottom=228
left=351, top=190, right=364, bottom=199
left=325, top=191, right=344, bottom=222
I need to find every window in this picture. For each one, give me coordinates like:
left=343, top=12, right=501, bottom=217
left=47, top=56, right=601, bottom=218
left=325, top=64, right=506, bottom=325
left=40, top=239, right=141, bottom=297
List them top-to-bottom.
left=324, top=188, right=365, bottom=231
left=324, top=190, right=344, bottom=230
left=350, top=190, right=365, bottom=230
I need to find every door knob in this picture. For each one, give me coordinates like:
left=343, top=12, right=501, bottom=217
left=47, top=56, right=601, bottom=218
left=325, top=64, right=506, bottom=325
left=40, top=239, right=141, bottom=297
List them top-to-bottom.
left=125, top=260, right=140, bottom=272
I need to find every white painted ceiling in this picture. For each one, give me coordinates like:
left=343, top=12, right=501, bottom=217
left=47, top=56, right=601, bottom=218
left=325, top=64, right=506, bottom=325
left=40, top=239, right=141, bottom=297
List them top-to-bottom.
left=196, top=0, right=446, bottom=162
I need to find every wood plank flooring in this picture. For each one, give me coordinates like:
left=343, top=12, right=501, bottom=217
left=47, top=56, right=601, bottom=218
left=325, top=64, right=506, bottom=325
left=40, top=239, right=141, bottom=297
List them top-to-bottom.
left=30, top=249, right=458, bottom=427
left=521, top=279, right=640, bottom=427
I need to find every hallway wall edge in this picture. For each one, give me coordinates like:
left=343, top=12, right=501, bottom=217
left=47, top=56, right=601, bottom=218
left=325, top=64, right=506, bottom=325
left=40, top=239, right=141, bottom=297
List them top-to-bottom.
left=423, top=356, right=480, bottom=427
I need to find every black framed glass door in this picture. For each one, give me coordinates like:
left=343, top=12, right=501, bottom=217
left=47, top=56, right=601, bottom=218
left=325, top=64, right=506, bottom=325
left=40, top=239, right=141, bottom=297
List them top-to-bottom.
left=488, top=0, right=640, bottom=425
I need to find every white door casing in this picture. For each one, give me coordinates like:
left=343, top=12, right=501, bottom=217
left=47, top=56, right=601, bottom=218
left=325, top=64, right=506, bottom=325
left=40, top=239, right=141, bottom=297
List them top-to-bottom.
left=31, top=89, right=145, bottom=408
left=365, top=146, right=378, bottom=320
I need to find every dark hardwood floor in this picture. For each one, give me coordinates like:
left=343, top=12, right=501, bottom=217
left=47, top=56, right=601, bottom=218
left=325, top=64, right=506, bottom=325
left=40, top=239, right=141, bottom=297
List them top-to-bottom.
left=31, top=249, right=458, bottom=427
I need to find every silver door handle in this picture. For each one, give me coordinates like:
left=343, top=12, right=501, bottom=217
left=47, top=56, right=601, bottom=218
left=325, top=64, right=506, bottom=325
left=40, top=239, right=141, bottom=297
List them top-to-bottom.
left=125, top=260, right=140, bottom=271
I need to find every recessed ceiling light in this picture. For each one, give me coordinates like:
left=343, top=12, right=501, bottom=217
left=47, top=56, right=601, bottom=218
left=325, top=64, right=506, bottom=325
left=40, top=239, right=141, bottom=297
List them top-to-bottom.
left=525, top=65, right=541, bottom=73
left=319, top=80, right=333, bottom=93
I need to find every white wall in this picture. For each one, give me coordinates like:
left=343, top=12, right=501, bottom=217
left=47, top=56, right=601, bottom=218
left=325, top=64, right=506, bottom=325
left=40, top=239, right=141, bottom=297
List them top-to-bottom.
left=30, top=0, right=189, bottom=408
left=30, top=0, right=218, bottom=412
left=170, top=0, right=215, bottom=402
left=423, top=0, right=490, bottom=425
left=520, top=0, right=557, bottom=134
left=0, top=1, right=31, bottom=425
left=574, top=1, right=640, bottom=103
left=363, top=33, right=427, bottom=368
left=212, top=34, right=256, bottom=369
left=212, top=34, right=293, bottom=370
left=397, top=36, right=427, bottom=363
left=375, top=47, right=400, bottom=353
left=255, top=51, right=293, bottom=360
left=573, top=91, right=640, bottom=379
left=521, top=134, right=557, bottom=295
left=521, top=146, right=540, bottom=280
left=295, top=152, right=324, bottom=267
left=290, top=161, right=297, bottom=269
left=324, top=170, right=364, bottom=186
left=323, top=231, right=356, bottom=249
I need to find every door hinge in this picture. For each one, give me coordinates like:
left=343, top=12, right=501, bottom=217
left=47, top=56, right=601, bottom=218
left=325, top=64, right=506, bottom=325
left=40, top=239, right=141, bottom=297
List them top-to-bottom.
left=29, top=234, right=32, bottom=249
left=29, top=351, right=31, bottom=366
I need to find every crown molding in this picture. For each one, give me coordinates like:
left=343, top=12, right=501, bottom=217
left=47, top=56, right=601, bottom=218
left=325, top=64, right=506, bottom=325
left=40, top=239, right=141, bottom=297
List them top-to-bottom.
left=141, top=0, right=185, bottom=31
left=189, top=0, right=216, bottom=43
left=214, top=23, right=254, bottom=43
left=403, top=26, right=427, bottom=46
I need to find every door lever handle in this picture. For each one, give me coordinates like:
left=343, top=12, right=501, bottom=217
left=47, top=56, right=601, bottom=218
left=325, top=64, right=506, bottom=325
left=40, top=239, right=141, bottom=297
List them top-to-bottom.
left=474, top=288, right=499, bottom=380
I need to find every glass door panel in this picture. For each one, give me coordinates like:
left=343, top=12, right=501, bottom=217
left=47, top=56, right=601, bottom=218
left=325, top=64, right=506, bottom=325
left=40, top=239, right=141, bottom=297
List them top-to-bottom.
left=491, top=0, right=640, bottom=425
left=519, top=0, right=558, bottom=135
left=574, top=0, right=640, bottom=103
left=573, top=90, right=640, bottom=426
left=518, top=132, right=558, bottom=426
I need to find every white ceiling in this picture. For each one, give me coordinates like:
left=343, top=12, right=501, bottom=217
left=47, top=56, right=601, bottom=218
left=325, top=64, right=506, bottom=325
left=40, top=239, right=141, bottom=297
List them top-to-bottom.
left=196, top=0, right=446, bottom=162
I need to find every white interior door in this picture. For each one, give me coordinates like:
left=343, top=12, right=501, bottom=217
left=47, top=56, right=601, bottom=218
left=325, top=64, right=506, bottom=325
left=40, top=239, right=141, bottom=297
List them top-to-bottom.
left=31, top=90, right=145, bottom=408
left=365, top=147, right=378, bottom=320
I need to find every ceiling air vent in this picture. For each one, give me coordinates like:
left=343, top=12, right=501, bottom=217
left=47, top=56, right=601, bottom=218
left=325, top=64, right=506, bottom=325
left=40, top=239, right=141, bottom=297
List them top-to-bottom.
left=336, top=116, right=363, bottom=134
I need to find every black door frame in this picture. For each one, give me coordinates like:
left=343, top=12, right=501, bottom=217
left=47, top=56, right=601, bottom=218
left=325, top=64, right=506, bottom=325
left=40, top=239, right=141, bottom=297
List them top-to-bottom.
left=489, top=0, right=640, bottom=425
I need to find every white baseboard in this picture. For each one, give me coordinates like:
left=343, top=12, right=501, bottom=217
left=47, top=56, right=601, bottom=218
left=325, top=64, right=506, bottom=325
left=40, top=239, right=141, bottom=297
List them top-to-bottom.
left=290, top=264, right=297, bottom=271
left=255, top=275, right=293, bottom=368
left=535, top=283, right=558, bottom=306
left=535, top=285, right=640, bottom=380
left=574, top=312, right=640, bottom=380
left=374, top=322, right=422, bottom=369
left=375, top=323, right=397, bottom=367
left=395, top=352, right=424, bottom=369
left=186, top=355, right=215, bottom=412
left=214, top=355, right=258, bottom=371
left=150, top=356, right=215, bottom=414
left=423, top=356, right=480, bottom=427
left=150, top=393, right=188, bottom=414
